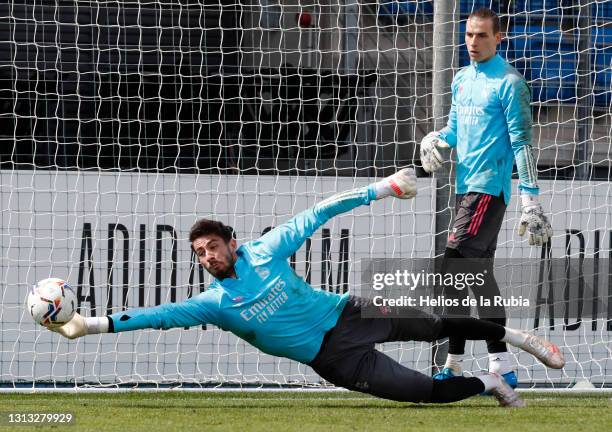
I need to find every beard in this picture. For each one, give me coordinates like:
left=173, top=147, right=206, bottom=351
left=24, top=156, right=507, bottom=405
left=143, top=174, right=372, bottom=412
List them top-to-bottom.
left=204, top=249, right=236, bottom=280
left=207, top=264, right=234, bottom=280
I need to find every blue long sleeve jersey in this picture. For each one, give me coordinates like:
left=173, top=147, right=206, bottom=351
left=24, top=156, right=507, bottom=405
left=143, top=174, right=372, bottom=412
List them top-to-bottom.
left=438, top=54, right=539, bottom=204
left=109, top=185, right=378, bottom=364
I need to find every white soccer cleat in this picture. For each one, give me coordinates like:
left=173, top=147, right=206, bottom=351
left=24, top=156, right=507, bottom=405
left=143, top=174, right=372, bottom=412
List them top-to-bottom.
left=386, top=168, right=417, bottom=199
left=519, top=333, right=565, bottom=369
left=489, top=373, right=526, bottom=408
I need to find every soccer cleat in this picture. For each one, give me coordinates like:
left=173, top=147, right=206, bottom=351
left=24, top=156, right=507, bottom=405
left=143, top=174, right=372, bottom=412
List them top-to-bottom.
left=386, top=168, right=417, bottom=199
left=519, top=333, right=565, bottom=369
left=433, top=367, right=459, bottom=381
left=481, top=371, right=517, bottom=396
left=500, top=371, right=518, bottom=388
left=489, top=373, right=526, bottom=408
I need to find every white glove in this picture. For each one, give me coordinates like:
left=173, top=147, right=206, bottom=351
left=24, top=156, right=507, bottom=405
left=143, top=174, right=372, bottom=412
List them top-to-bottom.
left=420, top=131, right=450, bottom=173
left=374, top=167, right=417, bottom=200
left=518, top=194, right=553, bottom=246
left=49, top=312, right=89, bottom=339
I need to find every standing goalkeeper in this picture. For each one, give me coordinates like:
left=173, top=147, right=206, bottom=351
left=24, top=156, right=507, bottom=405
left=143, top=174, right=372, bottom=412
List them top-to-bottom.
left=419, top=8, right=553, bottom=386
left=51, top=168, right=563, bottom=407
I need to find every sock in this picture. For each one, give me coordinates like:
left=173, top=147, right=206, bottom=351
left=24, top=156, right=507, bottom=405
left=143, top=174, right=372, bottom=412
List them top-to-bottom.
left=373, top=177, right=401, bottom=199
left=85, top=317, right=109, bottom=334
left=501, top=327, right=528, bottom=347
left=488, top=352, right=512, bottom=374
left=444, top=353, right=464, bottom=375
left=476, top=373, right=500, bottom=393
left=429, top=377, right=485, bottom=403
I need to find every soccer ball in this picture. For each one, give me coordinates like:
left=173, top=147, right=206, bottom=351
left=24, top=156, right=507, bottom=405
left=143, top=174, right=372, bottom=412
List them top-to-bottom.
left=27, top=278, right=77, bottom=329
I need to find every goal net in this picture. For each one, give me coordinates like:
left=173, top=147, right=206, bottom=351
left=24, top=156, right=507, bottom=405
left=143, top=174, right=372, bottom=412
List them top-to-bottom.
left=0, top=0, right=610, bottom=390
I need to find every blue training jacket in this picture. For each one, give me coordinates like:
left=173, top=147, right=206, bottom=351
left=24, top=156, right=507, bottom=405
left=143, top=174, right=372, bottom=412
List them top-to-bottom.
left=438, top=54, right=539, bottom=204
left=109, top=185, right=378, bottom=364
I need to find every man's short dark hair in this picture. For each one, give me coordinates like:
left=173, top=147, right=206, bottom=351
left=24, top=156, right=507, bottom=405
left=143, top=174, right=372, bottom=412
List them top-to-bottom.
left=468, top=7, right=500, bottom=34
left=189, top=218, right=235, bottom=243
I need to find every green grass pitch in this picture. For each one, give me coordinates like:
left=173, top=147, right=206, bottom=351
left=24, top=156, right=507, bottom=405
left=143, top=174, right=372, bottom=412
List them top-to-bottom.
left=1, top=391, right=610, bottom=432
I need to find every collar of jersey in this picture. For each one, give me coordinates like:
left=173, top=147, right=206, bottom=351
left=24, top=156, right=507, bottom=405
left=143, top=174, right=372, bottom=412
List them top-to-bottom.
left=471, top=53, right=502, bottom=73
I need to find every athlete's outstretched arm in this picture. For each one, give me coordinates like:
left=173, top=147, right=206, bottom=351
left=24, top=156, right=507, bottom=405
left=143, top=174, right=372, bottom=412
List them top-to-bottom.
left=251, top=168, right=417, bottom=259
left=50, top=292, right=219, bottom=339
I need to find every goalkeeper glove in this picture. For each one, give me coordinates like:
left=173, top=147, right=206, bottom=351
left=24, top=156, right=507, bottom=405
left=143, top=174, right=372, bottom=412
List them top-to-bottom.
left=420, top=131, right=450, bottom=173
left=373, top=167, right=417, bottom=200
left=518, top=194, right=553, bottom=246
left=49, top=313, right=109, bottom=339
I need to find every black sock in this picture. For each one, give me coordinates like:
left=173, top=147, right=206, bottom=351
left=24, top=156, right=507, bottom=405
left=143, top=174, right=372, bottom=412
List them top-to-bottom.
left=439, top=317, right=505, bottom=342
left=484, top=317, right=508, bottom=353
left=429, top=377, right=485, bottom=403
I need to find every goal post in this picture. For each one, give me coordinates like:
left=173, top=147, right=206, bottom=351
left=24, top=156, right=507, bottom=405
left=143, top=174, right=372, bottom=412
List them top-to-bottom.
left=0, top=1, right=611, bottom=390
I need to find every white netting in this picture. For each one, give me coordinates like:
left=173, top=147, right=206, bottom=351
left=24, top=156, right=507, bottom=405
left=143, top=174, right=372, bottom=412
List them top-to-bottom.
left=0, top=1, right=610, bottom=389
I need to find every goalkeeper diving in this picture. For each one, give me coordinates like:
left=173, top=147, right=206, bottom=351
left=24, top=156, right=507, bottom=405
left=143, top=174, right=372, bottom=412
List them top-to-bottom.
left=51, top=169, right=564, bottom=407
